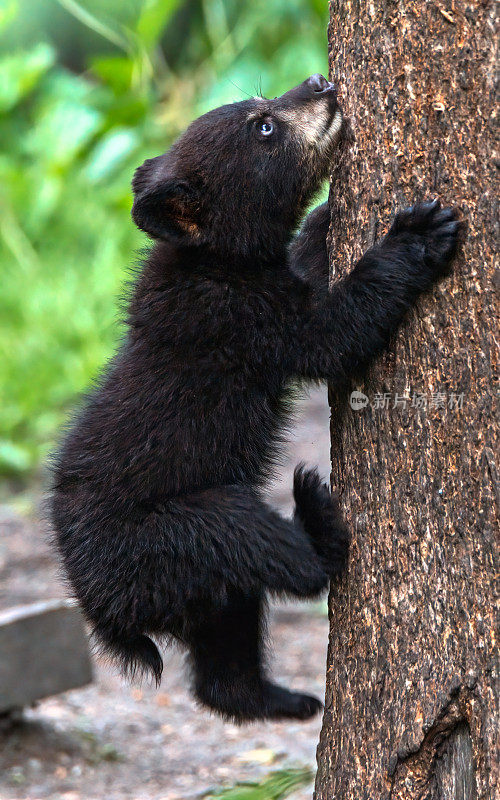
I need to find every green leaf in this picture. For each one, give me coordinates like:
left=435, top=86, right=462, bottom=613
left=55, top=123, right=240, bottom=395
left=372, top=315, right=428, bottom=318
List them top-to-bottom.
left=0, top=0, right=18, bottom=34
left=55, top=0, right=130, bottom=53
left=135, top=0, right=181, bottom=50
left=0, top=42, right=55, bottom=112
left=90, top=55, right=135, bottom=93
left=101, top=94, right=152, bottom=128
left=23, top=98, right=102, bottom=166
left=85, top=127, right=139, bottom=182
left=0, top=441, right=32, bottom=474
left=206, top=767, right=313, bottom=800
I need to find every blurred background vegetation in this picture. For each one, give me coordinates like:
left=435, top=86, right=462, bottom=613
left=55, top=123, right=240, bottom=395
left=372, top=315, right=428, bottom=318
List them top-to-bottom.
left=0, top=0, right=329, bottom=484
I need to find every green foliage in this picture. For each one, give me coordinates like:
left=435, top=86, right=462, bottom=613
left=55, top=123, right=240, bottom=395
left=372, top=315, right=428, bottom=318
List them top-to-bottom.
left=0, top=0, right=328, bottom=476
left=206, top=767, right=313, bottom=800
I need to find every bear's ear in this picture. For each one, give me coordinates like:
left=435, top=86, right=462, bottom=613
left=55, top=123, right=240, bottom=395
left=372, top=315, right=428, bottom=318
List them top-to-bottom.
left=131, top=157, right=200, bottom=242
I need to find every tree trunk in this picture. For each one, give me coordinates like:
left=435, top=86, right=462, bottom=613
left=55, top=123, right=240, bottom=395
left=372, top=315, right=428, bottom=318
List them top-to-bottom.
left=315, top=2, right=498, bottom=799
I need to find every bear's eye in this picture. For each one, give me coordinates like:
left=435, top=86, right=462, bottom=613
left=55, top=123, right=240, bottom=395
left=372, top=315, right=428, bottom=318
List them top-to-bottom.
left=256, top=120, right=274, bottom=137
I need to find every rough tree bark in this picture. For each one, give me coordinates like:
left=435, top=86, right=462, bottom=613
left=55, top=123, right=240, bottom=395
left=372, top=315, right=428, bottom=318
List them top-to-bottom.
left=315, top=2, right=498, bottom=799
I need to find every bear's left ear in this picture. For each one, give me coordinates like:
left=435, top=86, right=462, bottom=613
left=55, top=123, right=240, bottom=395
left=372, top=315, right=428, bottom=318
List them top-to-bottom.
left=131, top=157, right=200, bottom=242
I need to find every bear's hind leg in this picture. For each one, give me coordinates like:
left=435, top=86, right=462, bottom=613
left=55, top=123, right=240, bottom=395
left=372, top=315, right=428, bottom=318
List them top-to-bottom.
left=293, top=465, right=349, bottom=579
left=188, top=591, right=322, bottom=722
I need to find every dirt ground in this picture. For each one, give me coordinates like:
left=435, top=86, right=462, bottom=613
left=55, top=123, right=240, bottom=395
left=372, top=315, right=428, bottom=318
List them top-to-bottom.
left=0, top=387, right=332, bottom=800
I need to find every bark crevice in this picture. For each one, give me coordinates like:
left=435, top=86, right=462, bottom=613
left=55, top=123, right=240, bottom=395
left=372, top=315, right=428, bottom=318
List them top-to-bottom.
left=388, top=689, right=475, bottom=799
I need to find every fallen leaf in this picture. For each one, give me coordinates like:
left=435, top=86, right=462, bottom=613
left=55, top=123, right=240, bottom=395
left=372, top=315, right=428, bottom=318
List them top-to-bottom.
left=236, top=748, right=278, bottom=765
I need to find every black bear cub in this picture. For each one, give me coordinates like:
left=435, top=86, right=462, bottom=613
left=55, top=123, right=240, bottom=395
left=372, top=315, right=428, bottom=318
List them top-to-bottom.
left=50, top=74, right=461, bottom=722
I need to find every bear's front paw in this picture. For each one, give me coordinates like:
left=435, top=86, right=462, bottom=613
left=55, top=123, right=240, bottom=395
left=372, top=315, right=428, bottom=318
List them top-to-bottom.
left=388, top=200, right=463, bottom=279
left=302, top=201, right=331, bottom=238
left=294, top=465, right=349, bottom=579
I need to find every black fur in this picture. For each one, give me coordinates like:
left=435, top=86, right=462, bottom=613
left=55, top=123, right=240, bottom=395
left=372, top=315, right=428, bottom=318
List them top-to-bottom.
left=49, top=75, right=461, bottom=722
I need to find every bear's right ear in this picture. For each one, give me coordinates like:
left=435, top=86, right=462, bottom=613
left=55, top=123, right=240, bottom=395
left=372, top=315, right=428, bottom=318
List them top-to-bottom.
left=131, top=157, right=200, bottom=242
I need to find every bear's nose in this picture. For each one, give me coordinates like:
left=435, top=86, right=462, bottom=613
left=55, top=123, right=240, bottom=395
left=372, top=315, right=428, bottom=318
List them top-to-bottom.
left=308, top=74, right=335, bottom=94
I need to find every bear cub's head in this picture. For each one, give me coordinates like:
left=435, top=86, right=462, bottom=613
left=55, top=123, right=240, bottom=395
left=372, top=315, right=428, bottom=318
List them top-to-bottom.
left=132, top=74, right=343, bottom=261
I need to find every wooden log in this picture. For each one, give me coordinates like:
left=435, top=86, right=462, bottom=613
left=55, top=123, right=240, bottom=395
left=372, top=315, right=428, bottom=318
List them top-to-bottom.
left=0, top=599, right=92, bottom=712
